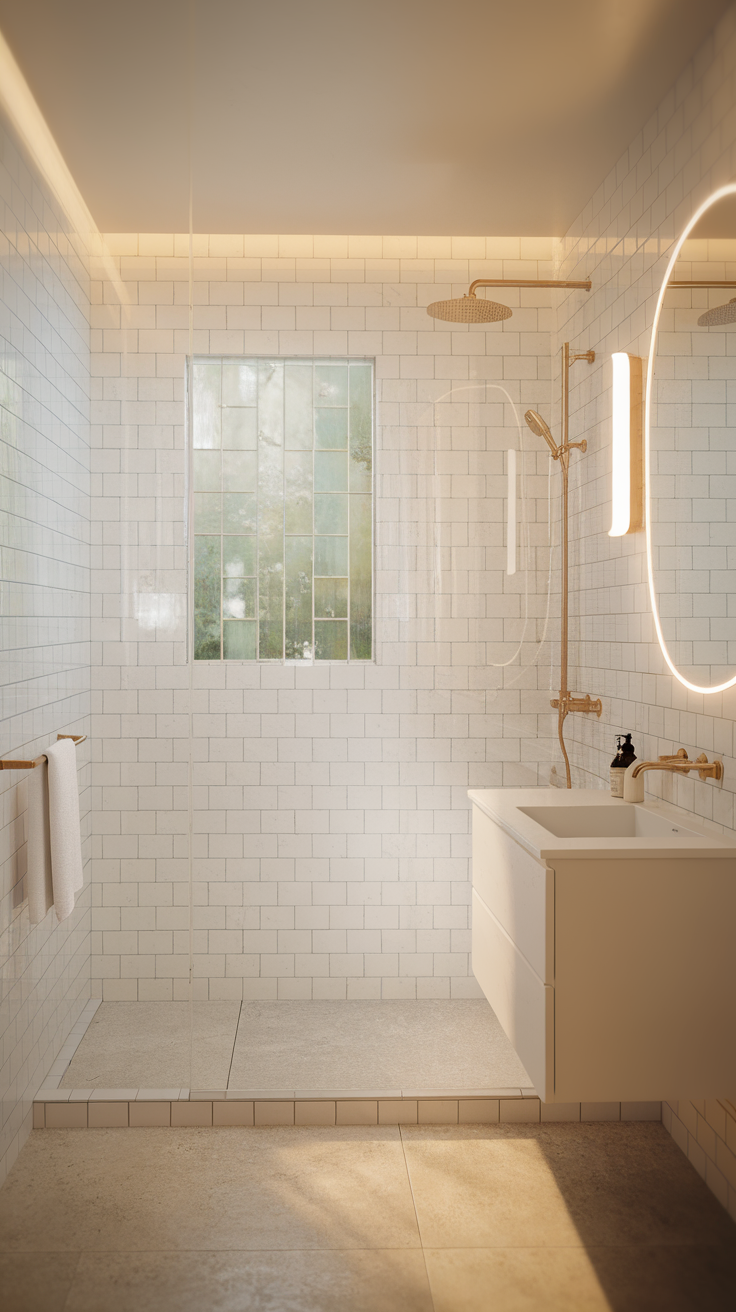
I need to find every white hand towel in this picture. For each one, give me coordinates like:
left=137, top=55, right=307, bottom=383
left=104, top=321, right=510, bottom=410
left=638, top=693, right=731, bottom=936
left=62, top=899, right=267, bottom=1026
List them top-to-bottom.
left=46, top=738, right=84, bottom=923
left=27, top=755, right=53, bottom=923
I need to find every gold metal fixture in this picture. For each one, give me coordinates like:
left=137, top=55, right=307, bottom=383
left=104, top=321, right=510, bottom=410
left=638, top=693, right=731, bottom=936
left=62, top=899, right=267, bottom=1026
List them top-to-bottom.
left=427, top=278, right=592, bottom=323
left=525, top=343, right=601, bottom=789
left=0, top=734, right=87, bottom=771
left=630, top=747, right=724, bottom=783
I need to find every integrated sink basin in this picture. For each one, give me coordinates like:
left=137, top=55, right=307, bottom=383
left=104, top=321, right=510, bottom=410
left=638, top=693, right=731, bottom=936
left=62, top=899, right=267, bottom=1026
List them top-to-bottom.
left=518, top=803, right=702, bottom=841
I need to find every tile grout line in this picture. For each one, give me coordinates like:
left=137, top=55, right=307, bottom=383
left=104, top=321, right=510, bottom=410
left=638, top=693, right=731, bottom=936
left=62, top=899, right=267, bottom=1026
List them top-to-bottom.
left=399, top=1125, right=436, bottom=1312
left=59, top=1249, right=84, bottom=1312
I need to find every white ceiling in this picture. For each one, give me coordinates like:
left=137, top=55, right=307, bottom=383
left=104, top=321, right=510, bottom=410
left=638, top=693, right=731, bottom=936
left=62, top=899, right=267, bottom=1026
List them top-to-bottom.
left=0, top=0, right=729, bottom=235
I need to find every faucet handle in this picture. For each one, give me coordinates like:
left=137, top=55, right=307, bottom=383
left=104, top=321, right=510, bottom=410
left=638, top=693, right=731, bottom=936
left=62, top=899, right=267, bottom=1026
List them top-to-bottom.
left=658, top=749, right=689, bottom=762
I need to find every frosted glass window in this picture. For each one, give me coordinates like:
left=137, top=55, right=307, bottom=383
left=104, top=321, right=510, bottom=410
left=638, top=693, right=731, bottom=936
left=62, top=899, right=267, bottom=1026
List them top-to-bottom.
left=192, top=357, right=373, bottom=661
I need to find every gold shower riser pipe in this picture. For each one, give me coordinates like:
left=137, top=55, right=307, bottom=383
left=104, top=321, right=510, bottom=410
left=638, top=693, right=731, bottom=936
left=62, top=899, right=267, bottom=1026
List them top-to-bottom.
left=468, top=278, right=592, bottom=295
left=668, top=280, right=736, bottom=287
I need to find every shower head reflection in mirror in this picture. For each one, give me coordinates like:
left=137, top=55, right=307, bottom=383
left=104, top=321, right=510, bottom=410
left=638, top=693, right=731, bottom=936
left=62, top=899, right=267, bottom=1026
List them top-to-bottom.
left=646, top=180, right=736, bottom=694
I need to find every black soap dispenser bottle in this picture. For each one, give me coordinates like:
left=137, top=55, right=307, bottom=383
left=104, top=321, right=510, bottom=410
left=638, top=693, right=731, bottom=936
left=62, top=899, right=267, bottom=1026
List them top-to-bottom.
left=610, top=734, right=636, bottom=797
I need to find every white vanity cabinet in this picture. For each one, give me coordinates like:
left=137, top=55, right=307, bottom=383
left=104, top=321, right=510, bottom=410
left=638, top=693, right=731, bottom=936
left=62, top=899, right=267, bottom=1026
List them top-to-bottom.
left=470, top=788, right=736, bottom=1103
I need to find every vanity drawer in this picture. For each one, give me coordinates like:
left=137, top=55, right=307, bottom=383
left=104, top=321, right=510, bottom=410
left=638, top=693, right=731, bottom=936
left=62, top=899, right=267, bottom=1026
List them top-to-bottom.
left=472, top=804, right=553, bottom=982
left=472, top=889, right=553, bottom=1100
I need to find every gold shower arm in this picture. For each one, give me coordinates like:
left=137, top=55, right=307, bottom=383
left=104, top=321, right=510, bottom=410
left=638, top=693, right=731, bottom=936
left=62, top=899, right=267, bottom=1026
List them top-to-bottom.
left=468, top=278, right=592, bottom=295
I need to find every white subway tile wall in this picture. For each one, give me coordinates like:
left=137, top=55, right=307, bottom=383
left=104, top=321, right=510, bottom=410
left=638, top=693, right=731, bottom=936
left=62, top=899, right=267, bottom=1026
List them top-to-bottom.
left=554, top=4, right=736, bottom=1214
left=0, top=110, right=92, bottom=1186
left=91, top=237, right=557, bottom=1002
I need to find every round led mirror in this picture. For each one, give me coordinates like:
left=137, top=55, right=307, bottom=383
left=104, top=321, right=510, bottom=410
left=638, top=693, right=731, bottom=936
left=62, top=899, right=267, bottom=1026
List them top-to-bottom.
left=646, top=183, right=736, bottom=693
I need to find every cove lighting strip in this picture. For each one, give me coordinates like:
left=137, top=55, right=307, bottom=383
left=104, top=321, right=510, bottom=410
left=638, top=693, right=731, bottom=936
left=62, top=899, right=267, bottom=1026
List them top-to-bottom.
left=645, top=181, right=736, bottom=694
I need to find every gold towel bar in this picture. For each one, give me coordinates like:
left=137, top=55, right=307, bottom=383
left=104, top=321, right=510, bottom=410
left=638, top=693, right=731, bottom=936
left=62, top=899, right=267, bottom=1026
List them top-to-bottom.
left=0, top=734, right=87, bottom=770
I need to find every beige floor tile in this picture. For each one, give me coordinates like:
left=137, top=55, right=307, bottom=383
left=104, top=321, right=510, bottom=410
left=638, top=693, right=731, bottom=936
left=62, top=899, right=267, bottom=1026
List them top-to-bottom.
left=229, top=999, right=530, bottom=1091
left=60, top=1002, right=240, bottom=1089
left=403, top=1123, right=736, bottom=1250
left=0, top=1127, right=421, bottom=1253
left=425, top=1247, right=613, bottom=1312
left=65, top=1249, right=433, bottom=1312
left=0, top=1252, right=81, bottom=1312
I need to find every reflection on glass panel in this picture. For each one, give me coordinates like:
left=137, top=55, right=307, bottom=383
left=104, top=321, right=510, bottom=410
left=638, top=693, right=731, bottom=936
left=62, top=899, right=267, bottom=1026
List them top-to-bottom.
left=192, top=357, right=372, bottom=662
left=222, top=361, right=257, bottom=406
left=193, top=362, right=221, bottom=449
left=285, top=362, right=313, bottom=449
left=349, top=363, right=372, bottom=492
left=315, top=364, right=348, bottom=406
left=222, top=408, right=257, bottom=449
left=315, top=409, right=348, bottom=449
left=193, top=450, right=221, bottom=492
left=315, top=450, right=348, bottom=492
left=223, top=451, right=258, bottom=491
left=285, top=451, right=313, bottom=535
left=194, top=493, right=221, bottom=533
left=223, top=493, right=257, bottom=533
left=314, top=493, right=348, bottom=535
left=350, top=493, right=372, bottom=659
left=315, top=535, right=348, bottom=576
left=194, top=536, right=221, bottom=659
left=223, top=536, right=256, bottom=577
left=285, top=536, right=312, bottom=660
left=223, top=577, right=256, bottom=619
left=315, top=577, right=348, bottom=618
left=224, top=620, right=256, bottom=659
left=315, top=620, right=348, bottom=660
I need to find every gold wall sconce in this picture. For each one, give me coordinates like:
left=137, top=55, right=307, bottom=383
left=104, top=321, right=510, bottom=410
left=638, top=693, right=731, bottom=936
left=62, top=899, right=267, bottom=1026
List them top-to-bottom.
left=609, top=353, right=644, bottom=536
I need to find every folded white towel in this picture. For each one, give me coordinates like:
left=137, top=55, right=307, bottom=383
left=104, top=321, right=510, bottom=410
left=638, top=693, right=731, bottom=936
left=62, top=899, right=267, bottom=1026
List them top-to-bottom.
left=46, top=738, right=84, bottom=923
left=27, top=755, right=53, bottom=923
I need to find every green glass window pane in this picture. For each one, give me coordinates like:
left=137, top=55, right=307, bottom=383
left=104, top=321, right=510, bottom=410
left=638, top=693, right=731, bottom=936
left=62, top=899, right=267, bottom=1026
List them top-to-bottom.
left=258, top=360, right=284, bottom=445
left=222, top=361, right=257, bottom=407
left=193, top=362, right=221, bottom=449
left=285, top=362, right=313, bottom=450
left=349, top=363, right=372, bottom=492
left=315, top=364, right=348, bottom=406
left=222, top=408, right=257, bottom=450
left=315, top=409, right=348, bottom=449
left=193, top=450, right=220, bottom=492
left=314, top=450, right=348, bottom=492
left=223, top=451, right=258, bottom=492
left=285, top=451, right=313, bottom=535
left=350, top=492, right=372, bottom=659
left=194, top=493, right=221, bottom=532
left=223, top=493, right=257, bottom=533
left=314, top=493, right=348, bottom=535
left=315, top=535, right=348, bottom=576
left=194, top=536, right=221, bottom=659
left=223, top=536, right=256, bottom=577
left=285, top=536, right=312, bottom=660
left=223, top=577, right=256, bottom=619
left=315, top=577, right=348, bottom=618
left=223, top=620, right=257, bottom=660
left=315, top=620, right=348, bottom=660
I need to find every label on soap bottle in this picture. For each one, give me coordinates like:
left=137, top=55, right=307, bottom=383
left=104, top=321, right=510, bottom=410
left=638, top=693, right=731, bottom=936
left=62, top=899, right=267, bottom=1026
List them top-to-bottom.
left=610, top=767, right=625, bottom=798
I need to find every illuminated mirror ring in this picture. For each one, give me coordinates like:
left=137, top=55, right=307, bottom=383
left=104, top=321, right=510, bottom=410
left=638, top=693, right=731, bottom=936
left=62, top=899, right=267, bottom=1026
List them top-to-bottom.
left=645, top=182, right=736, bottom=695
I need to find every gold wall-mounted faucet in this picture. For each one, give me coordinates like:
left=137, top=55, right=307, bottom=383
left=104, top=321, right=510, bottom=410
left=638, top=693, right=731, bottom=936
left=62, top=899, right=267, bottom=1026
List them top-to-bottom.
left=623, top=747, right=724, bottom=801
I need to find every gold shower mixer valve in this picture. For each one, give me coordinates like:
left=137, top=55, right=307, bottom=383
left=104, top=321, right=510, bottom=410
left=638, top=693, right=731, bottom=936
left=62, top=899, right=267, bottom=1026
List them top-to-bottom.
left=550, top=693, right=603, bottom=717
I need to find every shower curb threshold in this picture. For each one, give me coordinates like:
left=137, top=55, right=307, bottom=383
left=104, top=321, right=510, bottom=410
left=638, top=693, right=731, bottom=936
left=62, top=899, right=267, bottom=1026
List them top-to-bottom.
left=32, top=1088, right=663, bottom=1130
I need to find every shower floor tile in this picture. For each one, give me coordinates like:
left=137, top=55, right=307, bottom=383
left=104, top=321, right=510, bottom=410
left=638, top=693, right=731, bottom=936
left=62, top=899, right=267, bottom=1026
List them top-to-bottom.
left=60, top=999, right=531, bottom=1093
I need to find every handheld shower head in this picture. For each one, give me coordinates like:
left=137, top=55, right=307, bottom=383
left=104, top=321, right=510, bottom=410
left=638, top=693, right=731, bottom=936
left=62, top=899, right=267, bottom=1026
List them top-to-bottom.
left=524, top=409, right=558, bottom=456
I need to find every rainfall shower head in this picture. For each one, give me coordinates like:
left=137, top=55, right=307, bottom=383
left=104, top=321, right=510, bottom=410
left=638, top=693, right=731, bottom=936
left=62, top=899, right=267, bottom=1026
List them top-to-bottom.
left=426, top=292, right=512, bottom=323
left=698, top=297, right=736, bottom=327
left=524, top=409, right=559, bottom=456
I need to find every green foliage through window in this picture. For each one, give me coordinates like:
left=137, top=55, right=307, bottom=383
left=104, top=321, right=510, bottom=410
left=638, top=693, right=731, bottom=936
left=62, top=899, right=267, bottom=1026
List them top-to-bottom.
left=192, top=358, right=373, bottom=661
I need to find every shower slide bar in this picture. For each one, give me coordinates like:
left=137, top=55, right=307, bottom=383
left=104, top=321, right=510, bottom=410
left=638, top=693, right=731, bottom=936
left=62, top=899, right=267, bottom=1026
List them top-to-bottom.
left=0, top=733, right=87, bottom=770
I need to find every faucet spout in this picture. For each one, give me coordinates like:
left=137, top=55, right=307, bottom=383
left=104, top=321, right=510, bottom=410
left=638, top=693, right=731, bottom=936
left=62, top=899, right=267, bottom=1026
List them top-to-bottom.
left=623, top=749, right=723, bottom=802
